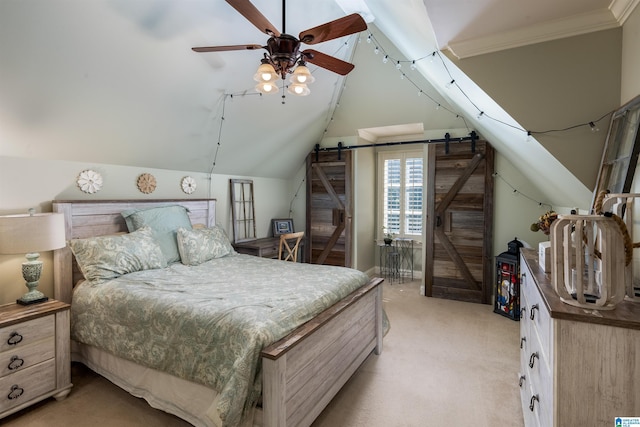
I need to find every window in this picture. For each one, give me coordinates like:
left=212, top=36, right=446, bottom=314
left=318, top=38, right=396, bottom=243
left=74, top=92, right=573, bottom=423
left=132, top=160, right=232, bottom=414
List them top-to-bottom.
left=378, top=151, right=424, bottom=238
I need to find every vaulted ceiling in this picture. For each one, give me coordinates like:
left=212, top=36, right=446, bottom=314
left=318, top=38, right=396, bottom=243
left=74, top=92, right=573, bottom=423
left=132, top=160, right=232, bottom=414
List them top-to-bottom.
left=0, top=0, right=634, bottom=207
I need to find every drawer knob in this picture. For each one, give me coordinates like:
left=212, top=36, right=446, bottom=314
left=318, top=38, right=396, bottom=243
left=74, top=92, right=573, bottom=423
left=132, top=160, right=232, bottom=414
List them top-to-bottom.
left=530, top=304, right=539, bottom=320
left=520, top=306, right=526, bottom=319
left=7, top=332, right=23, bottom=346
left=520, top=337, right=526, bottom=349
left=529, top=352, right=539, bottom=368
left=8, top=356, right=24, bottom=371
left=519, top=374, right=526, bottom=387
left=7, top=384, right=24, bottom=400
left=529, top=394, right=539, bottom=411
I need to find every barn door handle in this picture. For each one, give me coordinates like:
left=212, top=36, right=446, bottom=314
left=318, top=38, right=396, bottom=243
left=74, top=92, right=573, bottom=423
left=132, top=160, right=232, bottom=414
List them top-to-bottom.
left=435, top=215, right=442, bottom=227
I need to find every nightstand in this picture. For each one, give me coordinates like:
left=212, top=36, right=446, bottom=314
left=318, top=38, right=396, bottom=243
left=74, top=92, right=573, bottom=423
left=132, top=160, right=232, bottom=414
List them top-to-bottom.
left=0, top=300, right=72, bottom=419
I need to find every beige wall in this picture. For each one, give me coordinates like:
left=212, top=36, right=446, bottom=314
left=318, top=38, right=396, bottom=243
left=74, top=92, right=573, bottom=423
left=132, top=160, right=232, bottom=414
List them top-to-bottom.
left=447, top=29, right=622, bottom=191
left=0, top=155, right=292, bottom=304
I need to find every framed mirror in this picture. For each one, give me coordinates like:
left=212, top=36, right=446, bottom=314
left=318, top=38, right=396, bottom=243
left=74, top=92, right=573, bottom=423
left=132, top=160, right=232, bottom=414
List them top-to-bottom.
left=592, top=94, right=640, bottom=210
left=230, top=179, right=256, bottom=243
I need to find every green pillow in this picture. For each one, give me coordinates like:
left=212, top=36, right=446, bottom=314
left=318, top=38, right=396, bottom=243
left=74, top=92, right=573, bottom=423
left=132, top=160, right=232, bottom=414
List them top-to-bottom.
left=122, top=205, right=192, bottom=264
left=69, top=226, right=166, bottom=284
left=176, top=226, right=236, bottom=266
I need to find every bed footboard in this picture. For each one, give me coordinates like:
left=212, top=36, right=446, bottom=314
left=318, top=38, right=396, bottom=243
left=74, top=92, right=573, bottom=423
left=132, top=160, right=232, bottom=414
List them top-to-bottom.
left=260, top=277, right=383, bottom=427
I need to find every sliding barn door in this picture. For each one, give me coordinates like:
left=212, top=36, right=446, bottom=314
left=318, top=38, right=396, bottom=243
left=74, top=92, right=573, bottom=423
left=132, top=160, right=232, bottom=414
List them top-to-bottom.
left=425, top=140, right=494, bottom=303
left=306, top=150, right=352, bottom=267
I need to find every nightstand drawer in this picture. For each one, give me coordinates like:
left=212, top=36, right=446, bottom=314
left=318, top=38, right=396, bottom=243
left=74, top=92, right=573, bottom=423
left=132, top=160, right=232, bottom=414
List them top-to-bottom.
left=0, top=315, right=54, bottom=353
left=0, top=336, right=55, bottom=377
left=0, top=359, right=56, bottom=413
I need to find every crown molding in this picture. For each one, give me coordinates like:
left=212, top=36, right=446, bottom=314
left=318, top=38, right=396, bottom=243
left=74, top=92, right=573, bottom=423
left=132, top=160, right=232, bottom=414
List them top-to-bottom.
left=610, top=0, right=640, bottom=24
left=446, top=5, right=633, bottom=59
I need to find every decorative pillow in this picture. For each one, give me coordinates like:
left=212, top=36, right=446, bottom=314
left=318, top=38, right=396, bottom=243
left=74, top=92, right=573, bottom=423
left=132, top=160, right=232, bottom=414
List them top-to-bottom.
left=121, top=205, right=192, bottom=264
left=177, top=225, right=236, bottom=266
left=68, top=226, right=166, bottom=284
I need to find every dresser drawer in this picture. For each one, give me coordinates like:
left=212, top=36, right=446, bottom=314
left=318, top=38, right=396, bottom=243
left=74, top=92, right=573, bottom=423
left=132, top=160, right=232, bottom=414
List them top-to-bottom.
left=521, top=270, right=552, bottom=361
left=0, top=315, right=54, bottom=353
left=0, top=336, right=55, bottom=378
left=0, top=359, right=56, bottom=413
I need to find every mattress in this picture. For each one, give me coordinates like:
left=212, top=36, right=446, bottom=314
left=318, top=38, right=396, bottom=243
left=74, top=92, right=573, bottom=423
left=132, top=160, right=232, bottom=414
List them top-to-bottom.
left=71, top=253, right=370, bottom=426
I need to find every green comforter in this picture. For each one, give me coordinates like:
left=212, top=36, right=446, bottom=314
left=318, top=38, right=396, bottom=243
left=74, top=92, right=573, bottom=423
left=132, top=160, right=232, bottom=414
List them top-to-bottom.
left=71, top=253, right=371, bottom=426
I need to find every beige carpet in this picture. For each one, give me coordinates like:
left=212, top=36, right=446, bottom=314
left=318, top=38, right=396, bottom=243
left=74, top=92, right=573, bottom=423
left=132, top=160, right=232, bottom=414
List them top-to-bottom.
left=3, top=280, right=524, bottom=427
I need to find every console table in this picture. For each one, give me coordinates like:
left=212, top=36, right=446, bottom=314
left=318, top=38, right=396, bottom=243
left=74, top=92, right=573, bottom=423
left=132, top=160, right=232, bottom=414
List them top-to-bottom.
left=234, top=237, right=304, bottom=262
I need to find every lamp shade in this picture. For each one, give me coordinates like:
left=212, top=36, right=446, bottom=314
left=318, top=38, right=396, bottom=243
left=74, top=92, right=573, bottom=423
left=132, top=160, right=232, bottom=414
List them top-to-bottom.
left=289, top=65, right=315, bottom=84
left=287, top=82, right=310, bottom=96
left=0, top=212, right=66, bottom=255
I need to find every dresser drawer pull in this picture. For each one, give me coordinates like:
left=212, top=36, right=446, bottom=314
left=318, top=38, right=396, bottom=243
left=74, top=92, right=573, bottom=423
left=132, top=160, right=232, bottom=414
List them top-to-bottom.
left=529, top=304, right=539, bottom=320
left=520, top=306, right=526, bottom=320
left=7, top=332, right=23, bottom=346
left=520, top=337, right=526, bottom=349
left=529, top=352, right=539, bottom=368
left=7, top=356, right=24, bottom=371
left=519, top=375, right=526, bottom=387
left=7, top=384, right=24, bottom=400
left=529, top=394, right=539, bottom=411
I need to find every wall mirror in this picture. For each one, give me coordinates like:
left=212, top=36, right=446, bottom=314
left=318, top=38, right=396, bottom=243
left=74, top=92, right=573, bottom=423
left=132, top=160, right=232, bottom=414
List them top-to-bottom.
left=592, top=94, right=640, bottom=209
left=230, top=179, right=256, bottom=243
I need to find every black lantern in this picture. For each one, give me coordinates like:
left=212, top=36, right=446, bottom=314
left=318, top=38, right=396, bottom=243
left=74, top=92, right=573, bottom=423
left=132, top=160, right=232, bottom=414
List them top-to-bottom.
left=494, top=237, right=523, bottom=321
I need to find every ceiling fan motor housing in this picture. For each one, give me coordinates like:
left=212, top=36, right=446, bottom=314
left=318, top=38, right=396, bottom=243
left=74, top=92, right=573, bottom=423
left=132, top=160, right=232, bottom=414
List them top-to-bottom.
left=266, top=34, right=301, bottom=78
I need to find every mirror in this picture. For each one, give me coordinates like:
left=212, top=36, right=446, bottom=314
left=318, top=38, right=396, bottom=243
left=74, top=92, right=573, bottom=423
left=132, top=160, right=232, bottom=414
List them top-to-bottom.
left=230, top=179, right=256, bottom=243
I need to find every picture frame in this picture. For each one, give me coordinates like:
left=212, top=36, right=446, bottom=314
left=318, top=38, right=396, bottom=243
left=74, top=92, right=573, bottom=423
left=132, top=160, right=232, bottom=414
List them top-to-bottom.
left=271, top=218, right=294, bottom=236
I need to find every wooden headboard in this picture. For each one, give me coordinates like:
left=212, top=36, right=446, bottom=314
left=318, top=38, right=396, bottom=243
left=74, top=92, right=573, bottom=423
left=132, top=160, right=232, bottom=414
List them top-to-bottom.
left=52, top=199, right=216, bottom=304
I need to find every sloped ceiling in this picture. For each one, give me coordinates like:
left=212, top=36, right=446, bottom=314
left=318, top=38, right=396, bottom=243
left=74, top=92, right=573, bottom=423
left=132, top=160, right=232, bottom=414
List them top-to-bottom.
left=0, top=0, right=636, bottom=200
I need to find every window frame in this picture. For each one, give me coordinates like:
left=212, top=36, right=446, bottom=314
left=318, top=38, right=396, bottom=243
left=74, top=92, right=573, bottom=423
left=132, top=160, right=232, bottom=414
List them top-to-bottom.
left=377, top=150, right=424, bottom=240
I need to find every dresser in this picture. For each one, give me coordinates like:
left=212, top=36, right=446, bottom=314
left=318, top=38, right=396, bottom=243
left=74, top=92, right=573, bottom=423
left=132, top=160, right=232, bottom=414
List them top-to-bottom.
left=519, top=249, right=640, bottom=426
left=0, top=300, right=72, bottom=419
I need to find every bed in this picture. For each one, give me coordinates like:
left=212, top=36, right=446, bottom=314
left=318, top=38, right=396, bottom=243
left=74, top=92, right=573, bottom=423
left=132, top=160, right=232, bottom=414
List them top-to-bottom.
left=52, top=199, right=384, bottom=427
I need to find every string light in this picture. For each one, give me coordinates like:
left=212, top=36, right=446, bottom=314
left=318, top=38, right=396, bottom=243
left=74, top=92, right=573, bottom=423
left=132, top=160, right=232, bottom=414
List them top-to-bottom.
left=364, top=30, right=616, bottom=140
left=493, top=172, right=553, bottom=210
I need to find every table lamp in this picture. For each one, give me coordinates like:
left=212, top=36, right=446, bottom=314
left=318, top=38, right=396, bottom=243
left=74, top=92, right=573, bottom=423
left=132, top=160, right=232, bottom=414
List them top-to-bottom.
left=0, top=209, right=66, bottom=305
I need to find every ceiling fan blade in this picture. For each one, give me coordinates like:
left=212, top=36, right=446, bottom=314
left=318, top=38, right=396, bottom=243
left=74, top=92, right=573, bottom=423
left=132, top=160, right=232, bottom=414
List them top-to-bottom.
left=226, top=0, right=280, bottom=37
left=299, top=13, right=366, bottom=45
left=192, top=44, right=263, bottom=53
left=303, top=49, right=355, bottom=76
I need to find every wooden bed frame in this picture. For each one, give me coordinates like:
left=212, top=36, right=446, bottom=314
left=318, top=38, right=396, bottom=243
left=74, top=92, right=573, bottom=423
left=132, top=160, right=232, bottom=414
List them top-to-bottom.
left=52, top=199, right=384, bottom=427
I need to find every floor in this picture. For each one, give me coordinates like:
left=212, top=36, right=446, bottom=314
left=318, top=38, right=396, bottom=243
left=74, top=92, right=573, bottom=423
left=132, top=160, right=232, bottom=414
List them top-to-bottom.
left=3, top=279, right=524, bottom=427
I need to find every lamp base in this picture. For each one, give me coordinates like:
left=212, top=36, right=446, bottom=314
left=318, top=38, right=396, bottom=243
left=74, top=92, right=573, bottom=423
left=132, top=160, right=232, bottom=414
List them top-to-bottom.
left=17, top=295, right=49, bottom=305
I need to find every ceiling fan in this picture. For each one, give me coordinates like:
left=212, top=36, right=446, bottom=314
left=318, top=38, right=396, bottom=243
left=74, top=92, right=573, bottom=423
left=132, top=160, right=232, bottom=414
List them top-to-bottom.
left=192, top=0, right=367, bottom=96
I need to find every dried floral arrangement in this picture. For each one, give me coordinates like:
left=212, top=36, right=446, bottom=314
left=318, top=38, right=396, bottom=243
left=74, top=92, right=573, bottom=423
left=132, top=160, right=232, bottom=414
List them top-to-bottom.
left=530, top=211, right=558, bottom=235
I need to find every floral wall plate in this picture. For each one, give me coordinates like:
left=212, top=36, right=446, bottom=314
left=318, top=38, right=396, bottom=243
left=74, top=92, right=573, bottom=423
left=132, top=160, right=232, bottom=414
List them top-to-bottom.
left=77, top=169, right=103, bottom=194
left=137, top=173, right=157, bottom=194
left=181, top=176, right=197, bottom=194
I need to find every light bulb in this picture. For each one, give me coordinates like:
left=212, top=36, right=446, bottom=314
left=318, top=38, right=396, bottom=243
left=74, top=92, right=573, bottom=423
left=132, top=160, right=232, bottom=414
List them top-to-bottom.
left=383, top=55, right=389, bottom=63
left=410, top=60, right=416, bottom=70
left=395, top=61, right=401, bottom=69
left=589, top=121, right=599, bottom=132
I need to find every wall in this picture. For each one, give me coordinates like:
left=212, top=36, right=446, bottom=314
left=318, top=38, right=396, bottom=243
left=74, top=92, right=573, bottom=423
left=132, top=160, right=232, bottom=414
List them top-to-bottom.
left=447, top=29, right=622, bottom=192
left=0, top=155, right=292, bottom=304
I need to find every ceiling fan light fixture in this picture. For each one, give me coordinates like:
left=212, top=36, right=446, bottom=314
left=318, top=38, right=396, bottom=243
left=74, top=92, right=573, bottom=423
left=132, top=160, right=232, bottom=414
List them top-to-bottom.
left=254, top=62, right=278, bottom=83
left=290, top=64, right=315, bottom=84
left=255, top=81, right=278, bottom=94
left=288, top=82, right=310, bottom=96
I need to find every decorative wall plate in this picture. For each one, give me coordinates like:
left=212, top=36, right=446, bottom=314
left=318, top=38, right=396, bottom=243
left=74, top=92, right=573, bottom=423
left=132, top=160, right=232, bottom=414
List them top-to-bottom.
left=77, top=169, right=103, bottom=194
left=137, top=173, right=157, bottom=194
left=181, top=176, right=197, bottom=194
